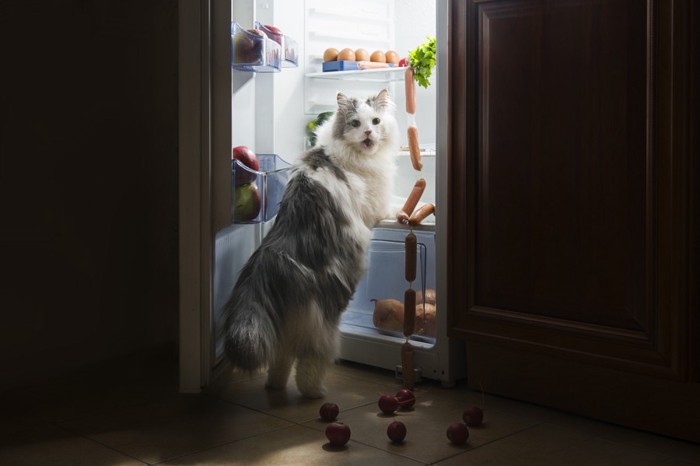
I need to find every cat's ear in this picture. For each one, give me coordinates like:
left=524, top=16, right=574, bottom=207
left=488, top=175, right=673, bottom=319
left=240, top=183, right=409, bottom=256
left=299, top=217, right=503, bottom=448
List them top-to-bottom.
left=373, top=89, right=391, bottom=112
left=336, top=92, right=352, bottom=112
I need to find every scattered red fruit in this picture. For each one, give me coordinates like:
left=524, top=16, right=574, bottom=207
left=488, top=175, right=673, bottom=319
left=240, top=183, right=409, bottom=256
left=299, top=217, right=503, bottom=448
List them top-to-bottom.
left=396, top=389, right=415, bottom=409
left=378, top=395, right=400, bottom=415
left=319, top=402, right=339, bottom=422
left=462, top=406, right=484, bottom=426
left=386, top=421, right=407, bottom=443
left=325, top=422, right=351, bottom=447
left=446, top=422, right=469, bottom=445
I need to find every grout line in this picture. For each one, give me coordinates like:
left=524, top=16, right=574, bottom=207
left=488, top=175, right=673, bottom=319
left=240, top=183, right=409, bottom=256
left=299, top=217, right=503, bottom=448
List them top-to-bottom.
left=49, top=421, right=151, bottom=465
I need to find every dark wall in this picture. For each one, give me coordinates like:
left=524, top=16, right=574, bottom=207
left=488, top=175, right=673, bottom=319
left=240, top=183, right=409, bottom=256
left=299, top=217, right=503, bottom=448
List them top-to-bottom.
left=0, top=0, right=179, bottom=392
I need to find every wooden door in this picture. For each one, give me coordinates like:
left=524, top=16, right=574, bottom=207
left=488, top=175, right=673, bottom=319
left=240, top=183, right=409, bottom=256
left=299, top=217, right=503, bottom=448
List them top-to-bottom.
left=447, top=0, right=699, bottom=442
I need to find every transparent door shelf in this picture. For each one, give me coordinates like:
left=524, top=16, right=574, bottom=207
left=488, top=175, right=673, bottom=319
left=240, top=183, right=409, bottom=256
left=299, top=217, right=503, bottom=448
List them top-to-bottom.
left=232, top=154, right=292, bottom=224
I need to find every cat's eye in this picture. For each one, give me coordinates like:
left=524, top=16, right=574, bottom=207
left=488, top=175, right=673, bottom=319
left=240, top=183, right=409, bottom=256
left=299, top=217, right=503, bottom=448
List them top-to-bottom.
left=372, top=118, right=381, bottom=125
left=350, top=119, right=361, bottom=128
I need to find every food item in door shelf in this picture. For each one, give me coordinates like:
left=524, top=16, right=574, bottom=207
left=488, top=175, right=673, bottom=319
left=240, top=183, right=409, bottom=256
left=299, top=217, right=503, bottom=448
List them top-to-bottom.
left=263, top=24, right=282, bottom=35
left=233, top=28, right=267, bottom=64
left=323, top=47, right=339, bottom=62
left=337, top=48, right=355, bottom=61
left=354, top=48, right=370, bottom=61
left=370, top=50, right=386, bottom=62
left=385, top=50, right=399, bottom=64
left=404, top=67, right=416, bottom=114
left=407, top=126, right=423, bottom=171
left=232, top=145, right=260, bottom=186
left=397, top=178, right=426, bottom=224
left=233, top=182, right=261, bottom=222
left=408, top=203, right=435, bottom=226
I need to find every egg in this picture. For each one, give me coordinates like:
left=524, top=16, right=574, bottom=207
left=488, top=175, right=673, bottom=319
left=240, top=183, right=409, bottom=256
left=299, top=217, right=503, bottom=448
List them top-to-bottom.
left=323, top=48, right=339, bottom=62
left=338, top=48, right=356, bottom=61
left=354, top=48, right=370, bottom=62
left=370, top=50, right=386, bottom=62
left=385, top=50, right=399, bottom=64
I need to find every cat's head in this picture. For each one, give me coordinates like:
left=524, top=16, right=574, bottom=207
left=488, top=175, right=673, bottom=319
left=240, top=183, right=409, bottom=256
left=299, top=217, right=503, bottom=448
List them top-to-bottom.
left=327, top=89, right=398, bottom=155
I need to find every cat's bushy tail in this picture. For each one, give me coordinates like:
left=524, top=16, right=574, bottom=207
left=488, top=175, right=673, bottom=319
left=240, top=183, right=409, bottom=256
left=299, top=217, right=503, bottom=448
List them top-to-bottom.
left=222, top=300, right=277, bottom=373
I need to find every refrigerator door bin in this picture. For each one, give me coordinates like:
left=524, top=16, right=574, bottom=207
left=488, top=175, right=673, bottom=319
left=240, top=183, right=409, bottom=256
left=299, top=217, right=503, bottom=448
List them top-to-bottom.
left=231, top=22, right=282, bottom=72
left=254, top=22, right=298, bottom=68
left=232, top=154, right=292, bottom=224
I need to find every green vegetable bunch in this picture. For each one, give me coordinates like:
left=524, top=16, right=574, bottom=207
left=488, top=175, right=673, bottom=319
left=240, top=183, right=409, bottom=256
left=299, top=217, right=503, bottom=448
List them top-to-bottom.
left=408, top=35, right=436, bottom=89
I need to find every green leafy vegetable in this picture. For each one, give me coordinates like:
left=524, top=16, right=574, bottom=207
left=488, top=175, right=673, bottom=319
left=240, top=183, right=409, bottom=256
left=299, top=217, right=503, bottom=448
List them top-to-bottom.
left=408, top=36, right=436, bottom=89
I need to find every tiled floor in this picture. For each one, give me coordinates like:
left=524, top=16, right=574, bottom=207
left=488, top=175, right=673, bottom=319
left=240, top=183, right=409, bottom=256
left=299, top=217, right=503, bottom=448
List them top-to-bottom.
left=2, top=355, right=700, bottom=466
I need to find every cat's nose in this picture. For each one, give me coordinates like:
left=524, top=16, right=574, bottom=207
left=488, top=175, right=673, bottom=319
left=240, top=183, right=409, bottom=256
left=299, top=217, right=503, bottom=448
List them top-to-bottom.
left=364, top=130, right=372, bottom=136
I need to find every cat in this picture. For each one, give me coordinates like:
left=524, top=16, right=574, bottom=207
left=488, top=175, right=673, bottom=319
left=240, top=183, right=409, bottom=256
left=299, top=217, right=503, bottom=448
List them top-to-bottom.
left=221, top=89, right=399, bottom=398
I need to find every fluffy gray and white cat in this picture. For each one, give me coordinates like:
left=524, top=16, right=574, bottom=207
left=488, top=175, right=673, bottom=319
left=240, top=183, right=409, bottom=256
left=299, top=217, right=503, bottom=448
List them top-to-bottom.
left=221, top=89, right=398, bottom=398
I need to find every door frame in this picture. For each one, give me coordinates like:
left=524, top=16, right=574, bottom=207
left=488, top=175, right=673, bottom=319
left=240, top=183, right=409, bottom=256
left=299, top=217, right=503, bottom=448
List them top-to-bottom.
left=178, top=0, right=232, bottom=393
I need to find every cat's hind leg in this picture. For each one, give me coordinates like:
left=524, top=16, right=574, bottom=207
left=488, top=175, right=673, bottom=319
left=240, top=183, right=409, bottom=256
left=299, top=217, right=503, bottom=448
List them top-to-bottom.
left=266, top=347, right=294, bottom=390
left=295, top=354, right=330, bottom=399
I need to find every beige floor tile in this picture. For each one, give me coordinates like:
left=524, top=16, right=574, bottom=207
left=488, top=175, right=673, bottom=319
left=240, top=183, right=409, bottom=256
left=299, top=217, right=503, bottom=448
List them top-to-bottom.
left=214, top=368, right=400, bottom=424
left=57, top=394, right=292, bottom=464
left=435, top=423, right=595, bottom=466
left=0, top=424, right=146, bottom=466
left=160, top=424, right=423, bottom=466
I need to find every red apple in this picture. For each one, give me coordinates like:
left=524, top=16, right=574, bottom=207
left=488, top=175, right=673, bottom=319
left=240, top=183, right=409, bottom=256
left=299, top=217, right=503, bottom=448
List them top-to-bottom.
left=264, top=24, right=283, bottom=35
left=398, top=56, right=408, bottom=67
left=232, top=145, right=259, bottom=186
left=233, top=182, right=261, bottom=222
left=396, top=389, right=415, bottom=409
left=378, top=395, right=399, bottom=415
left=319, top=402, right=339, bottom=422
left=462, top=406, right=483, bottom=427
left=386, top=421, right=407, bottom=443
left=325, top=422, right=351, bottom=447
left=446, top=422, right=469, bottom=445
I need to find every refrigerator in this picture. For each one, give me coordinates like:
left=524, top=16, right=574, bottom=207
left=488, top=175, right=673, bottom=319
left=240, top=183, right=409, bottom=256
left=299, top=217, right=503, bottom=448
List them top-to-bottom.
left=212, top=0, right=464, bottom=387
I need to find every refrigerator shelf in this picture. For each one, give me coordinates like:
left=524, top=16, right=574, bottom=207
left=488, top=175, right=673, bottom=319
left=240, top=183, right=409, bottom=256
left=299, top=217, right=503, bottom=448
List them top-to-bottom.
left=231, top=22, right=282, bottom=72
left=306, top=66, right=407, bottom=82
left=232, top=154, right=292, bottom=224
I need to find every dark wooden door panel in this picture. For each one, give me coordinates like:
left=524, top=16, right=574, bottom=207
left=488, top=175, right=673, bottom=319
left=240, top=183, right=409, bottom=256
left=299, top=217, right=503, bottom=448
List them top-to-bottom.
left=448, top=0, right=696, bottom=388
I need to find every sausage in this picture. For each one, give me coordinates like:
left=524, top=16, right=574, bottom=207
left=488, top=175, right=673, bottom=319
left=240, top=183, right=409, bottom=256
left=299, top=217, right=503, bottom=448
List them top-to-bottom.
left=358, top=61, right=389, bottom=70
left=405, top=67, right=416, bottom=114
left=407, top=126, right=423, bottom=171
left=396, top=178, right=426, bottom=224
left=408, top=203, right=435, bottom=226
left=405, top=232, right=417, bottom=283
left=403, top=288, right=416, bottom=337
left=401, top=341, right=415, bottom=389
